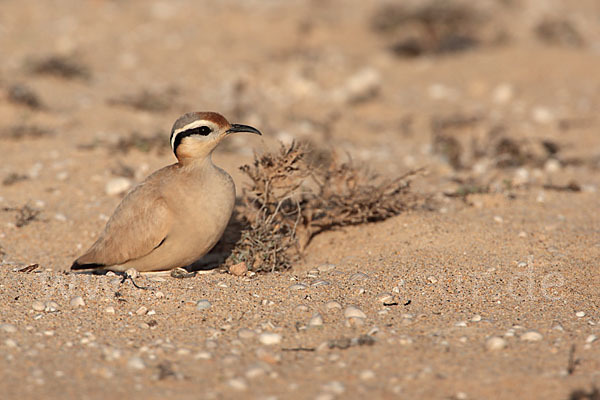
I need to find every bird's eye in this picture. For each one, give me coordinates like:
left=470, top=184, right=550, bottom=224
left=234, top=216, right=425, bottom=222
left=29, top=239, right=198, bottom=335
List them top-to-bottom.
left=190, top=126, right=212, bottom=136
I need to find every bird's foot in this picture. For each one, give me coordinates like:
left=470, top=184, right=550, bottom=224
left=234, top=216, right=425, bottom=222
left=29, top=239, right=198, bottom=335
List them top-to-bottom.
left=170, top=267, right=196, bottom=279
left=121, top=268, right=151, bottom=290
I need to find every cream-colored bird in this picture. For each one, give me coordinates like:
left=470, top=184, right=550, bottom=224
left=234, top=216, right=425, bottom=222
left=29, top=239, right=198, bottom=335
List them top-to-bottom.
left=71, top=111, right=261, bottom=273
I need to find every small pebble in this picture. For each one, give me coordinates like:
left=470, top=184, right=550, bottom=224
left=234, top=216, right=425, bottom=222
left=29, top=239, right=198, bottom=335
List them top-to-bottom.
left=338, top=68, right=380, bottom=103
left=492, top=83, right=514, bottom=104
left=105, top=178, right=132, bottom=196
left=229, top=262, right=247, bottom=276
left=317, top=264, right=335, bottom=273
left=350, top=272, right=368, bottom=282
left=427, top=276, right=438, bottom=284
left=311, top=280, right=330, bottom=287
left=289, top=284, right=307, bottom=290
left=155, top=291, right=165, bottom=299
left=376, top=293, right=394, bottom=304
left=70, top=296, right=85, bottom=308
left=196, top=300, right=211, bottom=311
left=32, top=301, right=45, bottom=312
left=45, top=301, right=59, bottom=312
left=326, top=301, right=342, bottom=311
left=135, top=306, right=148, bottom=316
left=344, top=306, right=366, bottom=319
left=104, top=307, right=115, bottom=314
left=576, top=311, right=586, bottom=318
left=309, top=313, right=324, bottom=327
left=471, top=315, right=482, bottom=322
left=346, top=317, right=365, bottom=327
left=0, top=324, right=17, bottom=333
left=238, top=328, right=256, bottom=340
left=521, top=331, right=543, bottom=342
left=258, top=332, right=282, bottom=345
left=398, top=335, right=413, bottom=346
left=586, top=335, right=597, bottom=344
left=486, top=336, right=507, bottom=351
left=5, top=339, right=18, bottom=348
left=194, top=351, right=212, bottom=360
left=127, top=356, right=145, bottom=370
left=245, top=366, right=266, bottom=379
left=360, top=370, right=376, bottom=380
left=227, top=378, right=248, bottom=391
left=322, top=381, right=345, bottom=395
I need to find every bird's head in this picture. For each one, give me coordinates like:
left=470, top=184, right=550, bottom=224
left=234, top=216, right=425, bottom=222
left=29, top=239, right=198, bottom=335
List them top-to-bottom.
left=170, top=112, right=261, bottom=163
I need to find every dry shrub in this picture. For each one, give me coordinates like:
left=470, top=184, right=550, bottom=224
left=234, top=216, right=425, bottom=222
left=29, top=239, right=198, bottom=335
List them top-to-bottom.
left=26, top=55, right=91, bottom=80
left=227, top=141, right=421, bottom=273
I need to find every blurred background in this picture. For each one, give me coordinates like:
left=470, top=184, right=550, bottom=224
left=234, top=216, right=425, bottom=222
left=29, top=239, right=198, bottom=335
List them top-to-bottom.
left=0, top=0, right=599, bottom=266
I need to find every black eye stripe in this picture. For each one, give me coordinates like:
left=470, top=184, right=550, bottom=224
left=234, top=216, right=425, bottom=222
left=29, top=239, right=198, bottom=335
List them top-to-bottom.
left=172, top=126, right=212, bottom=153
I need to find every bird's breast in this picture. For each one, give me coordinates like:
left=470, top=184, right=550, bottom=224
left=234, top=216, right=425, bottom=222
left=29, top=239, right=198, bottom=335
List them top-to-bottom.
left=165, top=167, right=235, bottom=252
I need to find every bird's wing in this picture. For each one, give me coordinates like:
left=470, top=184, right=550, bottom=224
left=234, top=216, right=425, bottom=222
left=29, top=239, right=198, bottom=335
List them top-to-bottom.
left=72, top=182, right=172, bottom=269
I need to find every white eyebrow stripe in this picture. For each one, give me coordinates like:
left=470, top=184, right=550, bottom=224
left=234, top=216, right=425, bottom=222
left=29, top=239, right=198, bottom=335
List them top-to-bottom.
left=171, top=120, right=211, bottom=149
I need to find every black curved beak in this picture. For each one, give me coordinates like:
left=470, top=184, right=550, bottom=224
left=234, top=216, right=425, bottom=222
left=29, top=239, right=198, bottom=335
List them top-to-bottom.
left=226, top=124, right=262, bottom=135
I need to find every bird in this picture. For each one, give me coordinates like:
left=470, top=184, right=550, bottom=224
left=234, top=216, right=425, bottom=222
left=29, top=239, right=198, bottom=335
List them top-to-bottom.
left=71, top=111, right=261, bottom=273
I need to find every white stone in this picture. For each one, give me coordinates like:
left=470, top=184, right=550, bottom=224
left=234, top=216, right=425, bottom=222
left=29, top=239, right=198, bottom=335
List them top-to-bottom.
left=338, top=68, right=380, bottom=103
left=492, top=83, right=514, bottom=104
left=532, top=107, right=554, bottom=124
left=544, top=159, right=561, bottom=173
left=105, top=178, right=132, bottom=196
left=317, top=264, right=335, bottom=273
left=350, top=272, right=368, bottom=282
left=288, top=284, right=307, bottom=290
left=155, top=291, right=165, bottom=299
left=376, top=293, right=394, bottom=304
left=70, top=296, right=85, bottom=307
left=196, top=300, right=211, bottom=310
left=31, top=301, right=45, bottom=311
left=45, top=301, right=59, bottom=312
left=325, top=301, right=342, bottom=311
left=104, top=306, right=115, bottom=314
left=135, top=306, right=148, bottom=316
left=344, top=306, right=366, bottom=319
left=576, top=311, right=586, bottom=318
left=309, top=313, right=324, bottom=327
left=471, top=315, right=482, bottom=322
left=0, top=324, right=17, bottom=333
left=238, top=328, right=255, bottom=340
left=521, top=331, right=543, bottom=342
left=258, top=332, right=282, bottom=345
left=586, top=335, right=597, bottom=344
left=486, top=336, right=507, bottom=351
left=194, top=351, right=212, bottom=360
left=127, top=356, right=145, bottom=370
left=245, top=366, right=266, bottom=379
left=359, top=369, right=376, bottom=380
left=227, top=378, right=248, bottom=391
left=322, top=381, right=345, bottom=395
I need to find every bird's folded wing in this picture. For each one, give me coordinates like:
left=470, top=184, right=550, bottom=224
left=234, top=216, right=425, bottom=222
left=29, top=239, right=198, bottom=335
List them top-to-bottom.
left=75, top=189, right=172, bottom=268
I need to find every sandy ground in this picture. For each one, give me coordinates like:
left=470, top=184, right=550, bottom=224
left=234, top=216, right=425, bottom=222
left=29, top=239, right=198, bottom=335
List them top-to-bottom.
left=1, top=0, right=600, bottom=399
